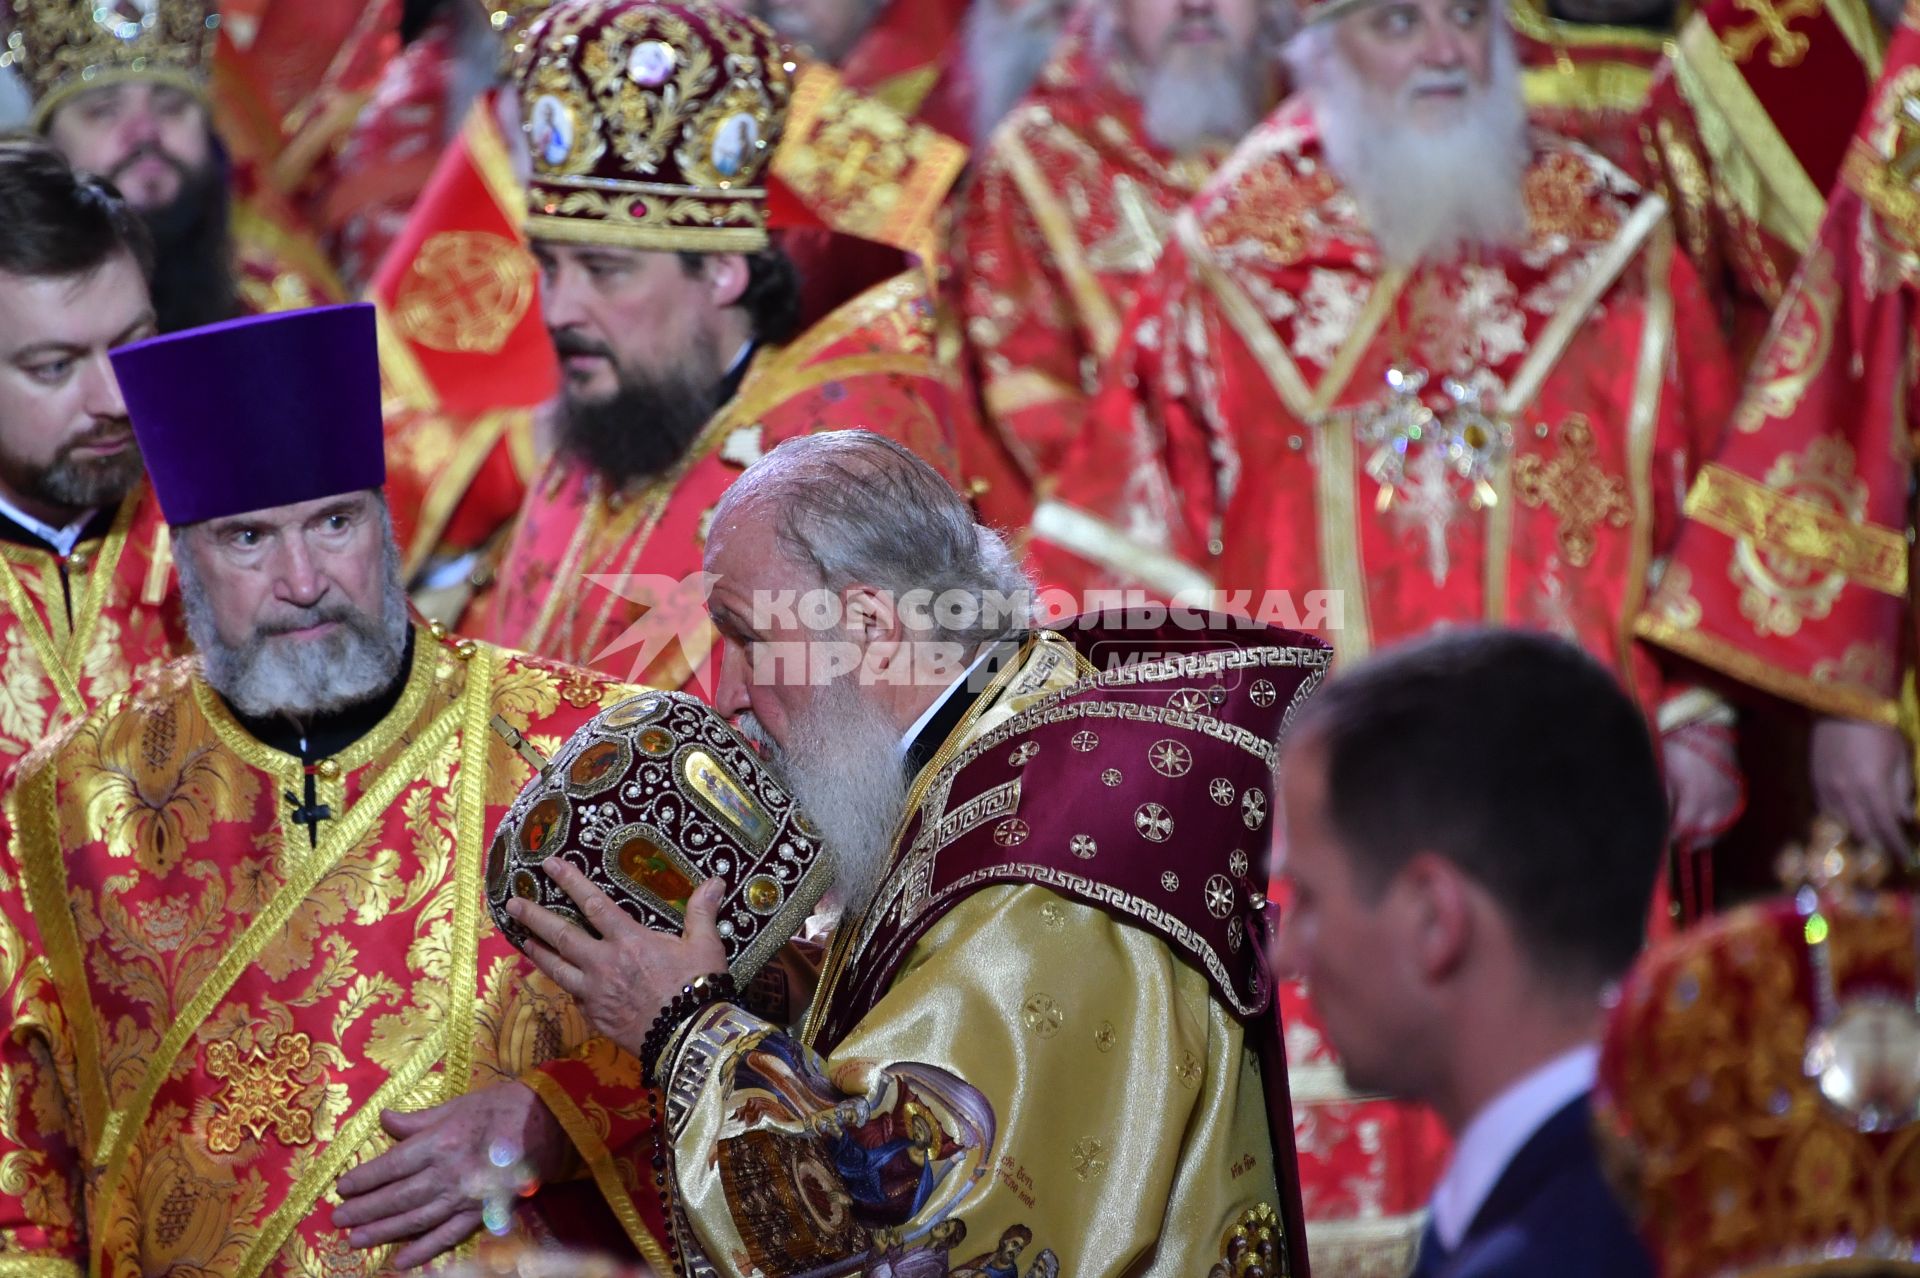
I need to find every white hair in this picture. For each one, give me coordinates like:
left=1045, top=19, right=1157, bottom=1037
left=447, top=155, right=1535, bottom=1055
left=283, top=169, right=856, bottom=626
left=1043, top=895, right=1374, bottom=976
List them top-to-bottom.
left=1284, top=10, right=1529, bottom=266
left=712, top=430, right=1034, bottom=650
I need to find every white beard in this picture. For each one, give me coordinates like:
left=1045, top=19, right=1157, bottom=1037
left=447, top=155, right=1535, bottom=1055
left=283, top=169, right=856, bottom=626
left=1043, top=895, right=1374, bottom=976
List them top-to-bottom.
left=965, top=0, right=1071, bottom=143
left=1290, top=26, right=1530, bottom=267
left=737, top=678, right=910, bottom=919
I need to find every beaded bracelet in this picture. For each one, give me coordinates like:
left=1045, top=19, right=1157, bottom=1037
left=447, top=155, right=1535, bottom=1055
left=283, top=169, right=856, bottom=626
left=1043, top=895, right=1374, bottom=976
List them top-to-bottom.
left=640, top=971, right=735, bottom=1081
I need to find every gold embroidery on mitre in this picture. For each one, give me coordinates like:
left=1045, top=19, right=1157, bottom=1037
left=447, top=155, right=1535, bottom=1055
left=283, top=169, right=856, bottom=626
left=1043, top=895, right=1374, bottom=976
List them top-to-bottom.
left=9, top=0, right=216, bottom=126
left=393, top=231, right=537, bottom=355
left=1514, top=415, right=1630, bottom=568
left=204, top=1032, right=321, bottom=1153
left=1213, top=1202, right=1287, bottom=1277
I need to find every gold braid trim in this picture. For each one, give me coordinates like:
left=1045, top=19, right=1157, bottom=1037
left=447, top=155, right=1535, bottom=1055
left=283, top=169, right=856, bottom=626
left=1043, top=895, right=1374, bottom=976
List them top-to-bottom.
left=1612, top=219, right=1675, bottom=705
left=1685, top=462, right=1908, bottom=596
left=1635, top=611, right=1902, bottom=725
left=440, top=643, right=498, bottom=1097
left=520, top=1069, right=675, bottom=1272
left=0, top=1257, right=83, bottom=1276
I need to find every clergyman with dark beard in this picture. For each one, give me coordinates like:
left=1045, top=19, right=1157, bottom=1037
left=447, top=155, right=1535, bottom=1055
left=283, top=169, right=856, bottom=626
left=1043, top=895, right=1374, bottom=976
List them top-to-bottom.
left=13, top=0, right=342, bottom=331
left=478, top=0, right=964, bottom=690
left=0, top=138, right=186, bottom=762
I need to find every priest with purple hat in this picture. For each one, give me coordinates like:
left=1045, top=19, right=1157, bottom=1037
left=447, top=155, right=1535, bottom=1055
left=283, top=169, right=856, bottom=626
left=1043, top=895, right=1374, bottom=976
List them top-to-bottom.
left=0, top=303, right=671, bottom=1274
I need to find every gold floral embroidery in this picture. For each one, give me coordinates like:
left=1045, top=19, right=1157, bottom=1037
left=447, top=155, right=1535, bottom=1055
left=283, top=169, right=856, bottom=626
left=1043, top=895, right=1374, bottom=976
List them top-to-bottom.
left=1721, top=0, right=1821, bottom=68
left=1526, top=150, right=1623, bottom=244
left=1514, top=415, right=1631, bottom=567
left=1810, top=642, right=1897, bottom=692
left=65, top=674, right=263, bottom=876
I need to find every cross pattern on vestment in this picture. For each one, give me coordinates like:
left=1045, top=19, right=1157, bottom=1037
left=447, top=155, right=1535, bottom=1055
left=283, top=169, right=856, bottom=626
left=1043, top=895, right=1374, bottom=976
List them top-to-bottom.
left=1722, top=0, right=1820, bottom=68
left=1513, top=414, right=1630, bottom=568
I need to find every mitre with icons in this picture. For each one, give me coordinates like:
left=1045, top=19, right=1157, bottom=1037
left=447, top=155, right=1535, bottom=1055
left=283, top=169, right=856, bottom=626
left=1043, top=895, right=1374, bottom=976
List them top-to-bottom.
left=486, top=690, right=831, bottom=983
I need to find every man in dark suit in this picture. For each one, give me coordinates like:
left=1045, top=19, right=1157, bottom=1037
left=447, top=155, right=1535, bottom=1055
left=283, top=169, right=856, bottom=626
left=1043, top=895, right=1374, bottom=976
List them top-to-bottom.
left=1275, top=628, right=1661, bottom=1278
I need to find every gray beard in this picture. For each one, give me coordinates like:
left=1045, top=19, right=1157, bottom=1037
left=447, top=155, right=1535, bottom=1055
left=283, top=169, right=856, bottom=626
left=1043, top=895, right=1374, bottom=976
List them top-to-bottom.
left=965, top=0, right=1069, bottom=143
left=1140, top=43, right=1263, bottom=156
left=180, top=534, right=412, bottom=720
left=737, top=680, right=910, bottom=920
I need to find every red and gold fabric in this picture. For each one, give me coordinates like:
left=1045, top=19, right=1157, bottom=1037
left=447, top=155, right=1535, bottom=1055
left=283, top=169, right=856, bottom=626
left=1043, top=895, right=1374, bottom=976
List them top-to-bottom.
left=209, top=0, right=398, bottom=184
left=779, top=0, right=975, bottom=326
left=837, top=0, right=973, bottom=146
left=1508, top=0, right=1674, bottom=172
left=1638, top=0, right=1883, bottom=352
left=952, top=14, right=1231, bottom=534
left=1637, top=15, right=1920, bottom=729
left=317, top=16, right=465, bottom=292
left=376, top=91, right=558, bottom=578
left=1033, top=105, right=1740, bottom=726
left=1028, top=112, right=1741, bottom=1269
left=230, top=189, right=350, bottom=318
left=481, top=270, right=962, bottom=690
left=0, top=487, right=183, bottom=764
left=0, top=625, right=671, bottom=1275
left=1595, top=884, right=1920, bottom=1277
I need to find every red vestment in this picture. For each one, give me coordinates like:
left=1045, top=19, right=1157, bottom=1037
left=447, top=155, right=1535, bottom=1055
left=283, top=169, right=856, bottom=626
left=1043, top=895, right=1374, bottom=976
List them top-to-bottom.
left=1508, top=0, right=1672, bottom=172
left=1637, top=0, right=1882, bottom=354
left=1638, top=17, right=1920, bottom=731
left=952, top=23, right=1229, bottom=536
left=1029, top=107, right=1743, bottom=1273
left=0, top=486, right=184, bottom=764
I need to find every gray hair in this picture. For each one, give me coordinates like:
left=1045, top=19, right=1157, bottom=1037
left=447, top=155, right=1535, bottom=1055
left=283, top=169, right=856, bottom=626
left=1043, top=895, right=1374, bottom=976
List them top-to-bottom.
left=712, top=430, right=1033, bottom=649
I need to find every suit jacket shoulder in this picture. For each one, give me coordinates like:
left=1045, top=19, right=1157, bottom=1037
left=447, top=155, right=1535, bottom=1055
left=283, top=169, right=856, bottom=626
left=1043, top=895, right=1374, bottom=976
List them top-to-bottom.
left=1448, top=1095, right=1653, bottom=1278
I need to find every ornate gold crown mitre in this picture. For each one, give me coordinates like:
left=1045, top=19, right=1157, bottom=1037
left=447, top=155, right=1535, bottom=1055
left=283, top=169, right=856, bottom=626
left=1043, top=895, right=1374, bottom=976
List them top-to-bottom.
left=7, top=0, right=219, bottom=129
left=511, top=0, right=795, bottom=252
left=1597, top=868, right=1920, bottom=1277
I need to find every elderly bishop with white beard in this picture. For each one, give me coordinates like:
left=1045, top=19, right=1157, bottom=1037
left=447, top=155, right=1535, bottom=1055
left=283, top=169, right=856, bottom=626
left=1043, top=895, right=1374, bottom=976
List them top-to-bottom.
left=1031, top=0, right=1747, bottom=1269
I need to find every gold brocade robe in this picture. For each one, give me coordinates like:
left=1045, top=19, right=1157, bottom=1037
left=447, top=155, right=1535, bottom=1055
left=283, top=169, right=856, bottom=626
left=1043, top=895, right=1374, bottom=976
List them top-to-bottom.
left=0, top=485, right=183, bottom=762
left=0, top=625, right=646, bottom=1277
left=654, top=632, right=1297, bottom=1276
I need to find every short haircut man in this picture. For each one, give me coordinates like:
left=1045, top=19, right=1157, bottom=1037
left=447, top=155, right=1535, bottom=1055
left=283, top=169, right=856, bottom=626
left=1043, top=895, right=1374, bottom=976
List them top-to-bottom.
left=0, top=137, right=177, bottom=761
left=1279, top=627, right=1662, bottom=1277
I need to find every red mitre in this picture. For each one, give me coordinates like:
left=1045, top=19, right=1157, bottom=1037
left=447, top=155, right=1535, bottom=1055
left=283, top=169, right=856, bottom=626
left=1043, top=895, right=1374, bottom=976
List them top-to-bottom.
left=1597, top=835, right=1920, bottom=1278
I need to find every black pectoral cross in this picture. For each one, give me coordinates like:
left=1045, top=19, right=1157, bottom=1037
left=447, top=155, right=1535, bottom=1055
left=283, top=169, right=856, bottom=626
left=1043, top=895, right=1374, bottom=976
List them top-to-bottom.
left=285, top=776, right=333, bottom=848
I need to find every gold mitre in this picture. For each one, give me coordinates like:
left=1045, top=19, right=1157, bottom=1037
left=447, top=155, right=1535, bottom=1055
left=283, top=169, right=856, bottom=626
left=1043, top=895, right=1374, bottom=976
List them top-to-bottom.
left=7, top=0, right=219, bottom=129
left=511, top=0, right=796, bottom=252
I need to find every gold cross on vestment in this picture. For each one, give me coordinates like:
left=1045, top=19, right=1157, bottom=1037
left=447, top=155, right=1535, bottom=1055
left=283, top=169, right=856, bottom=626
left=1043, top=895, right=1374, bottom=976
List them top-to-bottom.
left=1722, top=0, right=1820, bottom=68
left=1514, top=415, right=1630, bottom=568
